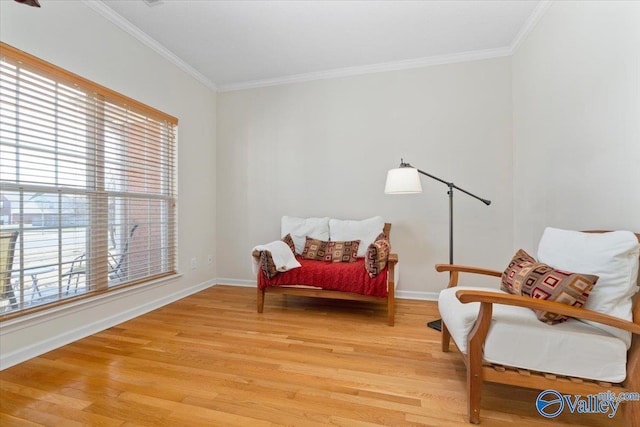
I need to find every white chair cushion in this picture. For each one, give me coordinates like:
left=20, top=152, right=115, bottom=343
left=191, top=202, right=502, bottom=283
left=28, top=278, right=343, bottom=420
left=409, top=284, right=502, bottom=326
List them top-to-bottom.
left=281, top=216, right=330, bottom=255
left=329, top=216, right=385, bottom=257
left=537, top=228, right=640, bottom=347
left=438, top=286, right=628, bottom=383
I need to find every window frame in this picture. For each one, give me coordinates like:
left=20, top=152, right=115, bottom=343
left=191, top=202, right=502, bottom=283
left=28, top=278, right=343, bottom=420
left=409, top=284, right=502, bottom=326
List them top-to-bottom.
left=0, top=42, right=178, bottom=319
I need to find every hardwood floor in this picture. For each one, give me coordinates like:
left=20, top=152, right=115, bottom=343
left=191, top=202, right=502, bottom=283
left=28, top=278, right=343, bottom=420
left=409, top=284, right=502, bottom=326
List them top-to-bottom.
left=0, top=285, right=624, bottom=426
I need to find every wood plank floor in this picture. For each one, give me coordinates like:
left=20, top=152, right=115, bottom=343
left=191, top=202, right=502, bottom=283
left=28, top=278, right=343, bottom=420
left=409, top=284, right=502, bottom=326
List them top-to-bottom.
left=0, top=285, right=624, bottom=426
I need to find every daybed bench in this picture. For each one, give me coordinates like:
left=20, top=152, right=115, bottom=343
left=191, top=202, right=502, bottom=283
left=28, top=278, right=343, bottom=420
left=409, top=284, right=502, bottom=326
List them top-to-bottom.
left=252, top=216, right=399, bottom=325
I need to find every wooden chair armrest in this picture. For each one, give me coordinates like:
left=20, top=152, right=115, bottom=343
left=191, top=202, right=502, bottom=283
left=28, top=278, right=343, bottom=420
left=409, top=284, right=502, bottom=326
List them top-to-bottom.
left=435, top=264, right=502, bottom=277
left=435, top=264, right=502, bottom=288
left=456, top=289, right=640, bottom=335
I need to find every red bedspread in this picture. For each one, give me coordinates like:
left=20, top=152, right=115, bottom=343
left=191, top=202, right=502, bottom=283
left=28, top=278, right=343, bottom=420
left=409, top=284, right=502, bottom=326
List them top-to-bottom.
left=258, top=257, right=388, bottom=297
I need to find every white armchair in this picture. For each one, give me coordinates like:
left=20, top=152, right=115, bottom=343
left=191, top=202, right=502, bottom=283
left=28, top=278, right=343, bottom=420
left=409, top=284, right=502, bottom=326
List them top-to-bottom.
left=437, top=228, right=640, bottom=425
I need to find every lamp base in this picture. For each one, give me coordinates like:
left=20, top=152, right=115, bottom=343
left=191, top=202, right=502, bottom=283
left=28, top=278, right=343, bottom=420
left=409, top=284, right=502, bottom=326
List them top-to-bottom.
left=427, top=318, right=442, bottom=332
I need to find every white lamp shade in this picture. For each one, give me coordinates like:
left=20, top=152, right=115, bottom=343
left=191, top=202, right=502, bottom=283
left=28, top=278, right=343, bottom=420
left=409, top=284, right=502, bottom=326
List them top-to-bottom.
left=384, top=167, right=422, bottom=194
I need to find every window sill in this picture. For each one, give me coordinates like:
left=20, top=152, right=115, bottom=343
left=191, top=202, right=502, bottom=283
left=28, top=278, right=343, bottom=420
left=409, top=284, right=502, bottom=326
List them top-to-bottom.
left=1, top=273, right=183, bottom=331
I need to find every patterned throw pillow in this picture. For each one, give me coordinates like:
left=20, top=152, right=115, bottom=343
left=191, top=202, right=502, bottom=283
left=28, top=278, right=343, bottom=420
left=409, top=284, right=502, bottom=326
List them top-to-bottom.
left=15, top=0, right=41, bottom=7
left=282, top=233, right=296, bottom=254
left=365, top=233, right=391, bottom=278
left=302, top=237, right=360, bottom=262
left=302, top=237, right=330, bottom=261
left=326, top=240, right=360, bottom=263
left=501, top=249, right=536, bottom=294
left=502, top=249, right=599, bottom=324
left=260, top=250, right=278, bottom=279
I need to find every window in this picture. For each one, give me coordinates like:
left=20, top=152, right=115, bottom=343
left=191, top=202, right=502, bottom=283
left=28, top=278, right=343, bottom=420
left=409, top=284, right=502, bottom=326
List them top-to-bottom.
left=0, top=42, right=177, bottom=316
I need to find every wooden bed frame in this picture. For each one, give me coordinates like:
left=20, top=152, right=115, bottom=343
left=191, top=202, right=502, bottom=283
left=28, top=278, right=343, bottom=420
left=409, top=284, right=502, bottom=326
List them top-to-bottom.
left=253, top=223, right=398, bottom=326
left=436, top=231, right=640, bottom=425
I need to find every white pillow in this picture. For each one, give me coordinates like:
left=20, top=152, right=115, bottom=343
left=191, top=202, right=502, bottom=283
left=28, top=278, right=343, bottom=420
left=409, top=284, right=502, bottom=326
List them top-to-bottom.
left=281, top=216, right=330, bottom=255
left=329, top=216, right=385, bottom=257
left=537, top=227, right=640, bottom=348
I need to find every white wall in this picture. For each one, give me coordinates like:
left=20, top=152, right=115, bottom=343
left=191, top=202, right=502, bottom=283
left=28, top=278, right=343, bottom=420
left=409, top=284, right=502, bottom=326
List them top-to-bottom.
left=6, top=0, right=635, bottom=369
left=0, top=1, right=217, bottom=368
left=513, top=1, right=640, bottom=252
left=217, top=58, right=514, bottom=296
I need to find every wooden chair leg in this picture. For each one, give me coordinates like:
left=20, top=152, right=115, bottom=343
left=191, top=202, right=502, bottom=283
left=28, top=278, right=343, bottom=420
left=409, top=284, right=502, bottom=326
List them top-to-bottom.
left=257, top=287, right=265, bottom=313
left=467, top=302, right=492, bottom=424
left=442, top=323, right=451, bottom=352
left=624, top=338, right=639, bottom=427
left=467, top=359, right=482, bottom=424
left=625, top=402, right=640, bottom=427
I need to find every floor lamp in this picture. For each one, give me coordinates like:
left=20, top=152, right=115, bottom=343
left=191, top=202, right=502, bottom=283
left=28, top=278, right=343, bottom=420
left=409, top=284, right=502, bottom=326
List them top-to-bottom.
left=384, top=159, right=491, bottom=331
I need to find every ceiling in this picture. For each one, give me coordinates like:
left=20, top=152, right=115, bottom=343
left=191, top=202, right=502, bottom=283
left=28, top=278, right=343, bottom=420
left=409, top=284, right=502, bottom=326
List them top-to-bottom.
left=94, top=0, right=546, bottom=91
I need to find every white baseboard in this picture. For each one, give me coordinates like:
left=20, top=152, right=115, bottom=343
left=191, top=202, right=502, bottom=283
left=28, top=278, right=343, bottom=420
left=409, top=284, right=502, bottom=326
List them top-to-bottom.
left=0, top=277, right=214, bottom=370
left=214, top=278, right=439, bottom=301
left=215, top=278, right=256, bottom=287
left=395, top=290, right=439, bottom=301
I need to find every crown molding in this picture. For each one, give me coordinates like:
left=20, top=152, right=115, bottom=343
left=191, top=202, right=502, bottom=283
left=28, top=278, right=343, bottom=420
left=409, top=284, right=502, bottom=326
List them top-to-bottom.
left=82, top=0, right=217, bottom=92
left=83, top=0, right=550, bottom=93
left=509, top=0, right=553, bottom=53
left=217, top=46, right=512, bottom=92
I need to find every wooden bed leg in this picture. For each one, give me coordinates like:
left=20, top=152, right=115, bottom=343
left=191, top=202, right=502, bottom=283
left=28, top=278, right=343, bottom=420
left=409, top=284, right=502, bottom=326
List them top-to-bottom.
left=387, top=260, right=396, bottom=326
left=257, top=287, right=265, bottom=313
left=387, top=287, right=395, bottom=326
left=442, top=323, right=451, bottom=352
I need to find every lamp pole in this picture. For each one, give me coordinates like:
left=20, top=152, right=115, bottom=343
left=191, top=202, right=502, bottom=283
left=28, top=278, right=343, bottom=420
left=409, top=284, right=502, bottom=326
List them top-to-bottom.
left=385, top=159, right=492, bottom=330
left=390, top=160, right=492, bottom=332
left=399, top=161, right=491, bottom=266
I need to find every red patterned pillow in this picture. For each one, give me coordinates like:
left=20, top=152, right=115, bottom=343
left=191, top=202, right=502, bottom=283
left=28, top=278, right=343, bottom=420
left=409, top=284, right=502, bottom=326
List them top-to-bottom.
left=15, top=0, right=41, bottom=7
left=282, top=233, right=296, bottom=254
left=365, top=233, right=390, bottom=278
left=258, top=235, right=295, bottom=279
left=302, top=237, right=360, bottom=262
left=302, top=237, right=329, bottom=261
left=326, top=240, right=360, bottom=263
left=501, top=249, right=536, bottom=294
left=502, top=250, right=599, bottom=324
left=259, top=251, right=278, bottom=279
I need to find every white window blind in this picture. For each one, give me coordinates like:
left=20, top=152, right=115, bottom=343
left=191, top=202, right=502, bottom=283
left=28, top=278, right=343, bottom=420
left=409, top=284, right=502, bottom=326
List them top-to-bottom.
left=0, top=43, right=177, bottom=316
